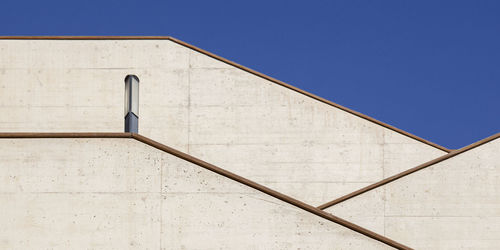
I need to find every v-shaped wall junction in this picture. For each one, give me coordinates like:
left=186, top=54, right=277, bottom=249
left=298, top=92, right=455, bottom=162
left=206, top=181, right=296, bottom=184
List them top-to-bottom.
left=0, top=37, right=447, bottom=206
left=323, top=133, right=500, bottom=249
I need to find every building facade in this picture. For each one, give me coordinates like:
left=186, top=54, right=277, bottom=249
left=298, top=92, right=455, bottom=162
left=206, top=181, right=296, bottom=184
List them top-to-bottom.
left=0, top=37, right=497, bottom=249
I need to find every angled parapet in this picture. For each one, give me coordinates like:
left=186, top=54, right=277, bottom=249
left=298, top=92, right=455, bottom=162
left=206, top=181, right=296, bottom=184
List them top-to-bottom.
left=0, top=36, right=448, bottom=206
left=0, top=133, right=409, bottom=249
left=320, top=133, right=500, bottom=249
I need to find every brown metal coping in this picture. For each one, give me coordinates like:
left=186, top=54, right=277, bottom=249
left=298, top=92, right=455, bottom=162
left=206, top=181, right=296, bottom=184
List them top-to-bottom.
left=0, top=35, right=450, bottom=153
left=0, top=132, right=411, bottom=249
left=318, top=132, right=500, bottom=210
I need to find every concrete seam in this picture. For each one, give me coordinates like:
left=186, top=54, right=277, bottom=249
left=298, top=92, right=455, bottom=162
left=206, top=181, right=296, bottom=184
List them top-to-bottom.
left=187, top=50, right=191, bottom=154
left=382, top=128, right=386, bottom=237
left=160, top=151, right=164, bottom=248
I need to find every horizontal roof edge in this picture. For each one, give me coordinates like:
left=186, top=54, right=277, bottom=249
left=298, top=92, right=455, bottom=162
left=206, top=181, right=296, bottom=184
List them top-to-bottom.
left=0, top=35, right=449, bottom=153
left=0, top=132, right=411, bottom=249
left=0, top=132, right=132, bottom=138
left=318, top=132, right=500, bottom=210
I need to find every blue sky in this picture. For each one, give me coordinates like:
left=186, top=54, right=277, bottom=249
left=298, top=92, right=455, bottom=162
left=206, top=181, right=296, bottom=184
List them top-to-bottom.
left=1, top=0, right=498, bottom=149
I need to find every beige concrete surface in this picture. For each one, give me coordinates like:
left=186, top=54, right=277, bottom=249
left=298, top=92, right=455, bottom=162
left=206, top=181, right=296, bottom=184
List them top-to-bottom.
left=0, top=39, right=446, bottom=206
left=0, top=138, right=390, bottom=249
left=326, top=138, right=500, bottom=249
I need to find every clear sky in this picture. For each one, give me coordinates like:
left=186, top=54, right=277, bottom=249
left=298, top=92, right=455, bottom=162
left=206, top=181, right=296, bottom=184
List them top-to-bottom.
left=1, top=0, right=498, bottom=149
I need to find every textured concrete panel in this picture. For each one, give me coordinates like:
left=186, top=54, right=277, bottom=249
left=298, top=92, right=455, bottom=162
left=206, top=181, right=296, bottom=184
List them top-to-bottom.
left=0, top=39, right=446, bottom=207
left=0, top=40, right=189, bottom=69
left=187, top=63, right=445, bottom=205
left=0, top=69, right=122, bottom=132
left=383, top=130, right=445, bottom=177
left=0, top=138, right=389, bottom=249
left=0, top=138, right=162, bottom=193
left=0, top=138, right=163, bottom=249
left=326, top=138, right=500, bottom=249
left=160, top=148, right=389, bottom=249
left=0, top=193, right=162, bottom=250
left=162, top=193, right=386, bottom=249
left=385, top=216, right=500, bottom=250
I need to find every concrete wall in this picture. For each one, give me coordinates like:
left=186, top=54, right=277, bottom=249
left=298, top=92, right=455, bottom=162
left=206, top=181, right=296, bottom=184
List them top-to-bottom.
left=0, top=39, right=446, bottom=206
left=0, top=138, right=389, bottom=249
left=326, top=138, right=500, bottom=249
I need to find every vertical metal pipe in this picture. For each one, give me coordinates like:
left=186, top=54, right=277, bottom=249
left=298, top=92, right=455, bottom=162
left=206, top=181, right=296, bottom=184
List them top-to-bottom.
left=124, top=75, right=139, bottom=133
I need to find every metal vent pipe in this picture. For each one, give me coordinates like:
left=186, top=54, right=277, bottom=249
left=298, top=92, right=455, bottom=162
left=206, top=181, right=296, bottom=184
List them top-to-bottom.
left=124, top=75, right=139, bottom=133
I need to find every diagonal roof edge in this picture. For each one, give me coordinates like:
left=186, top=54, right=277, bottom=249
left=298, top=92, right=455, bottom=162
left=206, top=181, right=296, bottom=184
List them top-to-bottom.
left=0, top=36, right=450, bottom=153
left=0, top=132, right=411, bottom=250
left=318, top=132, right=500, bottom=210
